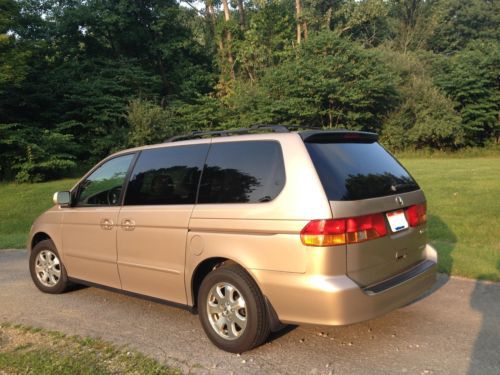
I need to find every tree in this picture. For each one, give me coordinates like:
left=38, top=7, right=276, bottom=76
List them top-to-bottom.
left=0, top=0, right=30, bottom=92
left=1, top=0, right=498, bottom=182
left=221, top=0, right=236, bottom=80
left=295, top=0, right=304, bottom=44
left=389, top=0, right=441, bottom=53
left=428, top=0, right=500, bottom=53
left=231, top=32, right=399, bottom=130
left=429, top=43, right=499, bottom=145
left=378, top=49, right=464, bottom=150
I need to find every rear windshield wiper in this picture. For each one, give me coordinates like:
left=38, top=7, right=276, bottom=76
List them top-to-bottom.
left=390, top=183, right=417, bottom=192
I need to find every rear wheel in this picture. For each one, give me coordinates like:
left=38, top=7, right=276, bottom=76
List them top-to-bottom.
left=29, top=239, right=70, bottom=294
left=198, top=264, right=270, bottom=353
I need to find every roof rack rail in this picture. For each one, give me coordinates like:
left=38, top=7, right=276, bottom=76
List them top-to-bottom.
left=163, top=124, right=365, bottom=143
left=165, top=124, right=292, bottom=142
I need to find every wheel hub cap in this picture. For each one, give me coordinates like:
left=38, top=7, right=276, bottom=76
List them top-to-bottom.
left=35, top=250, right=61, bottom=287
left=206, top=282, right=247, bottom=340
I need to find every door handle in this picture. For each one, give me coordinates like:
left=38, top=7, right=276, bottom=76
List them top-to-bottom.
left=99, top=218, right=114, bottom=230
left=121, top=219, right=136, bottom=231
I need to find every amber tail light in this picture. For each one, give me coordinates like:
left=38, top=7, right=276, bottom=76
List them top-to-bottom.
left=300, top=213, right=388, bottom=247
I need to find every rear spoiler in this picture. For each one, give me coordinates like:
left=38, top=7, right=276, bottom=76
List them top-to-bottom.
left=299, top=130, right=378, bottom=143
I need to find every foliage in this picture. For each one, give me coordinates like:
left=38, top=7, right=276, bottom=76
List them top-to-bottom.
left=0, top=0, right=498, bottom=182
left=428, top=0, right=500, bottom=53
left=232, top=31, right=399, bottom=130
left=428, top=43, right=500, bottom=146
left=379, top=49, right=463, bottom=150
left=127, top=99, right=176, bottom=147
left=0, top=124, right=78, bottom=182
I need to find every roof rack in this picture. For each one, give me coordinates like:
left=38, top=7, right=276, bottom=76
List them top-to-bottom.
left=164, top=124, right=375, bottom=143
left=165, top=124, right=292, bottom=142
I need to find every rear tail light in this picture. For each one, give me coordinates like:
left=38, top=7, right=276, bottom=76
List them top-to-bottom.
left=406, top=203, right=427, bottom=227
left=300, top=213, right=388, bottom=247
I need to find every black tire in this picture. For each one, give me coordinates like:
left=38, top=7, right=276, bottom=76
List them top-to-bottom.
left=29, top=239, right=70, bottom=294
left=198, top=264, right=270, bottom=353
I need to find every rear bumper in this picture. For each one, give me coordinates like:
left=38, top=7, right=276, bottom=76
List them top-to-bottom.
left=252, top=244, right=437, bottom=326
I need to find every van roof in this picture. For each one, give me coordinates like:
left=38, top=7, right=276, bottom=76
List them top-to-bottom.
left=165, top=125, right=378, bottom=144
left=111, top=126, right=378, bottom=158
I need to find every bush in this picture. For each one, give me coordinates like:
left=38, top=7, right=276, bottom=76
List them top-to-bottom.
left=379, top=49, right=463, bottom=150
left=0, top=124, right=78, bottom=183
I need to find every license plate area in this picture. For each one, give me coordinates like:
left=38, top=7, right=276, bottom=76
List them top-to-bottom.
left=386, top=209, right=409, bottom=232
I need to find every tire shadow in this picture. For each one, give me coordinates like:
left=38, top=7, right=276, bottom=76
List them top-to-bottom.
left=266, top=325, right=298, bottom=342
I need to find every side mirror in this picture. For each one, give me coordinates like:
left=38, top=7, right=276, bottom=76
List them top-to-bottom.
left=53, top=191, right=71, bottom=206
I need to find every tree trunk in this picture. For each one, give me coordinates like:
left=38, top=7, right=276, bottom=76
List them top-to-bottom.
left=222, top=0, right=236, bottom=80
left=237, top=0, right=246, bottom=31
left=295, top=0, right=302, bottom=44
left=296, top=0, right=307, bottom=44
left=206, top=3, right=225, bottom=53
left=325, top=7, right=332, bottom=30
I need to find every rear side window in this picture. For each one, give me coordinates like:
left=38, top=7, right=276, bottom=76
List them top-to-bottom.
left=198, top=141, right=285, bottom=204
left=305, top=142, right=419, bottom=201
left=124, top=144, right=209, bottom=205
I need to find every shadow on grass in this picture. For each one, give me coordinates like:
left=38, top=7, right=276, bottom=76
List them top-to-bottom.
left=427, top=214, right=457, bottom=276
left=468, top=260, right=500, bottom=375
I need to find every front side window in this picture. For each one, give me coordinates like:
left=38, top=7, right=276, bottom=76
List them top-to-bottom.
left=198, top=141, right=286, bottom=204
left=124, top=144, right=209, bottom=205
left=75, top=154, right=134, bottom=206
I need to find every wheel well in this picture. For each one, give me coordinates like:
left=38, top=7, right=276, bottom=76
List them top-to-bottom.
left=31, top=232, right=51, bottom=251
left=190, top=257, right=285, bottom=332
left=191, top=257, right=236, bottom=308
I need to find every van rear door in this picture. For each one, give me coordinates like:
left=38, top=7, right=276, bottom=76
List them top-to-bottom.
left=303, top=131, right=427, bottom=287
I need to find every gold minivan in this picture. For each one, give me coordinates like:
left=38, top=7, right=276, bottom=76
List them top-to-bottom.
left=28, top=126, right=437, bottom=352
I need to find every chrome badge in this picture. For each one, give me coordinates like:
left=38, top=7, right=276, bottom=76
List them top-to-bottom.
left=395, top=196, right=404, bottom=207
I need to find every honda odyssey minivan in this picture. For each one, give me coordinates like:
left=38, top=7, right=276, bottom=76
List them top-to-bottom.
left=28, top=125, right=437, bottom=352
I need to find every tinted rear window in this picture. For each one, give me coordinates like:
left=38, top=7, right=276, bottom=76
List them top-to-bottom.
left=198, top=141, right=285, bottom=204
left=305, top=142, right=419, bottom=201
left=124, top=144, right=209, bottom=205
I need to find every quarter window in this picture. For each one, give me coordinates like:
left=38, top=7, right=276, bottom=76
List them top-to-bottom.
left=198, top=141, right=285, bottom=204
left=124, top=144, right=209, bottom=205
left=75, top=154, right=134, bottom=206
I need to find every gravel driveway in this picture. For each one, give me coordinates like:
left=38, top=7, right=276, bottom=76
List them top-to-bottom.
left=1, top=249, right=499, bottom=374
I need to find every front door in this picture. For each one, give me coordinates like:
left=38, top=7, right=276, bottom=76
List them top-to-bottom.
left=117, top=144, right=209, bottom=304
left=62, top=153, right=135, bottom=288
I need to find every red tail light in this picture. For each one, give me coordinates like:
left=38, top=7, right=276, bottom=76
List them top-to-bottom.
left=406, top=203, right=427, bottom=227
left=301, top=213, right=388, bottom=247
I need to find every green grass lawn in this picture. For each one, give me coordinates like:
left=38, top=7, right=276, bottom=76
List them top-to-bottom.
left=0, top=157, right=499, bottom=281
left=399, top=157, right=500, bottom=281
left=0, top=179, right=77, bottom=248
left=0, top=323, right=179, bottom=374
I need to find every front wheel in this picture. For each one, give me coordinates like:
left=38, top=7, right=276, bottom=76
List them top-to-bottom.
left=29, top=239, right=70, bottom=294
left=198, top=265, right=270, bottom=353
